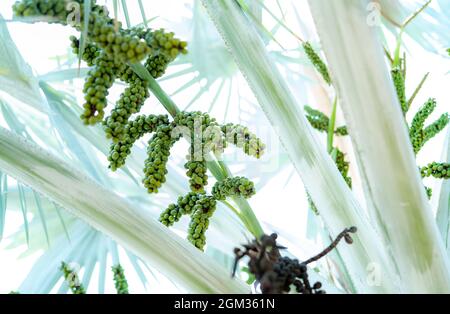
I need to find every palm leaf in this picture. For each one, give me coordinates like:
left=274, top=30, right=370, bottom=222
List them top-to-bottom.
left=202, top=0, right=396, bottom=293
left=308, top=0, right=450, bottom=292
left=0, top=14, right=44, bottom=112
left=0, top=126, right=248, bottom=293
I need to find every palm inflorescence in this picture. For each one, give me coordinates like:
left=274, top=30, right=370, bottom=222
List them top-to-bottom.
left=12, top=0, right=265, bottom=251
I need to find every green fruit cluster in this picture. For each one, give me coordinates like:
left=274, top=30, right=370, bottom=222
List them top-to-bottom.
left=12, top=0, right=266, bottom=253
left=13, top=0, right=67, bottom=21
left=87, top=11, right=151, bottom=64
left=134, top=27, right=188, bottom=78
left=144, top=28, right=188, bottom=59
left=69, top=36, right=100, bottom=66
left=302, top=41, right=331, bottom=85
left=81, top=52, right=118, bottom=125
left=145, top=54, right=173, bottom=79
left=389, top=55, right=449, bottom=200
left=391, top=67, right=407, bottom=115
left=103, top=76, right=150, bottom=142
left=409, top=98, right=449, bottom=154
left=304, top=105, right=348, bottom=136
left=107, top=109, right=263, bottom=197
left=174, top=111, right=219, bottom=132
left=175, top=111, right=225, bottom=159
left=108, top=114, right=169, bottom=170
left=143, top=123, right=180, bottom=193
left=221, top=123, right=265, bottom=158
left=335, top=149, right=352, bottom=188
left=185, top=161, right=208, bottom=193
left=421, top=162, right=449, bottom=179
left=161, top=175, right=257, bottom=250
left=212, top=176, right=255, bottom=200
left=425, top=186, right=432, bottom=199
left=159, top=192, right=204, bottom=227
left=187, top=195, right=217, bottom=250
left=60, top=262, right=86, bottom=294
left=112, top=265, right=129, bottom=294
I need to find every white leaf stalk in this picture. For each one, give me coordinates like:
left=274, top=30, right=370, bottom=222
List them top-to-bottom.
left=202, top=0, right=396, bottom=293
left=308, top=0, right=450, bottom=292
left=0, top=127, right=249, bottom=294
left=435, top=128, right=450, bottom=254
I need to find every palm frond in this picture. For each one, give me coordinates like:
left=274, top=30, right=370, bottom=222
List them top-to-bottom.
left=0, top=14, right=44, bottom=111
left=0, top=126, right=249, bottom=293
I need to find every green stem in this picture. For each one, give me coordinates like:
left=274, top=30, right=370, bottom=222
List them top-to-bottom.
left=120, top=0, right=131, bottom=28
left=137, top=0, right=148, bottom=28
left=130, top=63, right=264, bottom=237
left=129, top=64, right=180, bottom=117
left=327, top=96, right=337, bottom=153
left=217, top=160, right=264, bottom=236
left=221, top=200, right=242, bottom=219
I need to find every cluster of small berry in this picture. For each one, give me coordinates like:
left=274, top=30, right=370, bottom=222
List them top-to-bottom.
left=160, top=177, right=256, bottom=250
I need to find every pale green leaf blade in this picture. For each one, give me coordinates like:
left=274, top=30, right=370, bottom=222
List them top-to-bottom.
left=308, top=0, right=450, bottom=292
left=0, top=14, right=44, bottom=112
left=0, top=126, right=249, bottom=293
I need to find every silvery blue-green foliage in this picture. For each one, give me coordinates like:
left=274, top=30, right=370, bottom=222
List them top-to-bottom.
left=152, top=0, right=239, bottom=115
left=164, top=0, right=303, bottom=119
left=379, top=0, right=450, bottom=54
left=0, top=14, right=44, bottom=111
left=16, top=221, right=151, bottom=294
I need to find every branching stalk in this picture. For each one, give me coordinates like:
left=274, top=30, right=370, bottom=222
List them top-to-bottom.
left=130, top=63, right=264, bottom=237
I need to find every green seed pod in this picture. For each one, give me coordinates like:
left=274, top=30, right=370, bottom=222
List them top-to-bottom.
left=13, top=0, right=69, bottom=22
left=86, top=11, right=151, bottom=64
left=144, top=28, right=188, bottom=58
left=69, top=36, right=100, bottom=66
left=302, top=41, right=331, bottom=85
left=80, top=52, right=118, bottom=125
left=145, top=53, right=172, bottom=79
left=391, top=67, right=407, bottom=115
left=103, top=76, right=150, bottom=142
left=410, top=98, right=448, bottom=154
left=304, top=105, right=348, bottom=136
left=175, top=111, right=225, bottom=159
left=423, top=113, right=449, bottom=145
left=108, top=114, right=169, bottom=170
left=143, top=122, right=180, bottom=193
left=221, top=123, right=265, bottom=158
left=335, top=149, right=352, bottom=188
left=185, top=160, right=208, bottom=192
left=421, top=162, right=449, bottom=179
left=212, top=176, right=256, bottom=201
left=425, top=186, right=432, bottom=199
left=159, top=192, right=204, bottom=227
left=187, top=195, right=216, bottom=250
left=60, top=261, right=86, bottom=294
left=112, top=264, right=129, bottom=294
